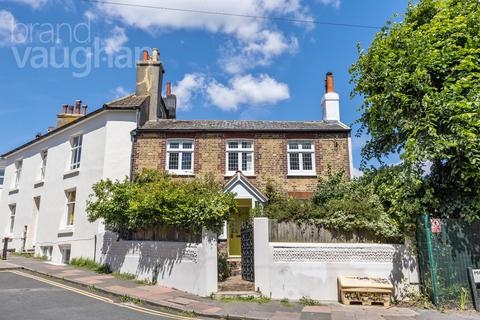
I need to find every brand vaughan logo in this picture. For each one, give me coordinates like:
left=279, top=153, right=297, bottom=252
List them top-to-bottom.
left=7, top=19, right=147, bottom=78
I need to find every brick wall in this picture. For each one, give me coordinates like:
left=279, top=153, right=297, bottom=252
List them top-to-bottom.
left=132, top=131, right=351, bottom=196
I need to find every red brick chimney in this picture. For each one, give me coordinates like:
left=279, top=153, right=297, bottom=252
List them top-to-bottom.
left=321, top=72, right=340, bottom=122
left=166, top=82, right=172, bottom=96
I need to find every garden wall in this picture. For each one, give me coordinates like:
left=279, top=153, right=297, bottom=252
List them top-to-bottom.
left=254, top=218, right=419, bottom=301
left=96, top=229, right=217, bottom=296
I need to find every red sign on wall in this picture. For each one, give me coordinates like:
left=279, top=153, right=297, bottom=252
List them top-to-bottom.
left=431, top=219, right=442, bottom=233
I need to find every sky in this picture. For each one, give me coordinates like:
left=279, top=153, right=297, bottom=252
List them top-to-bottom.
left=0, top=0, right=408, bottom=174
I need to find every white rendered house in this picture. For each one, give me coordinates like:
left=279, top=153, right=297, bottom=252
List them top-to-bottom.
left=0, top=49, right=175, bottom=264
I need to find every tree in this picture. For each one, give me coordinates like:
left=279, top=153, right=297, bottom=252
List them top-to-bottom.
left=350, top=0, right=480, bottom=218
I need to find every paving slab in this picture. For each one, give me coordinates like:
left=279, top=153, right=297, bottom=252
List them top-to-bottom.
left=0, top=260, right=21, bottom=270
left=271, top=311, right=302, bottom=320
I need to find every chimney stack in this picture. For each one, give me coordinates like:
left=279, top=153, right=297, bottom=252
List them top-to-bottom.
left=136, top=48, right=166, bottom=123
left=321, top=72, right=340, bottom=122
left=164, top=81, right=176, bottom=119
left=56, top=100, right=86, bottom=127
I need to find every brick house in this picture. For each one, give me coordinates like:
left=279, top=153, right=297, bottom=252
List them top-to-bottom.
left=130, top=50, right=353, bottom=257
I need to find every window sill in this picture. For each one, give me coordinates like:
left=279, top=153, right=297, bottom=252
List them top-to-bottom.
left=63, top=169, right=80, bottom=179
left=168, top=172, right=195, bottom=177
left=224, top=173, right=256, bottom=178
left=287, top=173, right=317, bottom=177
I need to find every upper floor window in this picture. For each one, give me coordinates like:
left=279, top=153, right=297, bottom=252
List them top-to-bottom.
left=70, top=135, right=83, bottom=170
left=166, top=140, right=194, bottom=175
left=226, top=140, right=254, bottom=176
left=287, top=141, right=316, bottom=176
left=40, top=150, right=48, bottom=181
left=13, top=160, right=22, bottom=189
left=0, top=168, right=4, bottom=187
left=65, top=190, right=76, bottom=226
left=9, top=204, right=16, bottom=233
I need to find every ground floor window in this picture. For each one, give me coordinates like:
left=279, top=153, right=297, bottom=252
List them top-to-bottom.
left=9, top=204, right=16, bottom=233
left=41, top=246, right=53, bottom=260
left=60, top=246, right=71, bottom=264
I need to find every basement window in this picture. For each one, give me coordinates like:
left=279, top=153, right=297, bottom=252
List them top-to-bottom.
left=287, top=141, right=316, bottom=176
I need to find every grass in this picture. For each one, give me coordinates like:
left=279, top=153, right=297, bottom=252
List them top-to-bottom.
left=11, top=251, right=50, bottom=261
left=69, top=257, right=112, bottom=274
left=112, top=272, right=136, bottom=281
left=119, top=295, right=144, bottom=305
left=220, top=295, right=271, bottom=304
left=299, top=296, right=320, bottom=306
left=280, top=298, right=292, bottom=307
left=180, top=310, right=197, bottom=318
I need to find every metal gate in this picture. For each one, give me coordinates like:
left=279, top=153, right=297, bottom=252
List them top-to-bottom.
left=241, top=223, right=254, bottom=282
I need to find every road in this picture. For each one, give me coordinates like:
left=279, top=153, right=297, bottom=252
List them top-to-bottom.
left=0, top=270, right=200, bottom=320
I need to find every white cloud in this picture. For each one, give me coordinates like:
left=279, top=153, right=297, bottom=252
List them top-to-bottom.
left=9, top=0, right=47, bottom=8
left=92, top=0, right=312, bottom=73
left=318, top=0, right=341, bottom=8
left=0, top=10, right=18, bottom=47
left=103, top=26, right=128, bottom=56
left=172, top=73, right=206, bottom=110
left=173, top=73, right=290, bottom=111
left=207, top=74, right=290, bottom=111
left=113, top=85, right=130, bottom=98
left=352, top=167, right=364, bottom=178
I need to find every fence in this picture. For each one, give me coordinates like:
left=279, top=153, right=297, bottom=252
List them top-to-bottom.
left=417, top=215, right=480, bottom=307
left=268, top=219, right=401, bottom=244
left=120, top=224, right=202, bottom=243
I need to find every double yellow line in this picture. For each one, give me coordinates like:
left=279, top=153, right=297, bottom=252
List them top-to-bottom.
left=6, top=270, right=197, bottom=320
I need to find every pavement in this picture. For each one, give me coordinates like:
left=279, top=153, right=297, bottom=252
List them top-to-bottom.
left=2, top=256, right=480, bottom=320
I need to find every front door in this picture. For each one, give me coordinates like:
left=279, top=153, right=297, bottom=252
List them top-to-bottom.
left=228, top=201, right=250, bottom=257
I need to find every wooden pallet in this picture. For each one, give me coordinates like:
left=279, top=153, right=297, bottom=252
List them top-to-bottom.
left=338, top=276, right=393, bottom=307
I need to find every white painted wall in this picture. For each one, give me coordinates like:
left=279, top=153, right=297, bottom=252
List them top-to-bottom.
left=0, top=110, right=137, bottom=264
left=254, top=218, right=419, bottom=301
left=96, top=229, right=218, bottom=296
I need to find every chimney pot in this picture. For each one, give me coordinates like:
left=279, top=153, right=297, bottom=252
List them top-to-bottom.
left=152, top=48, right=159, bottom=62
left=142, top=50, right=150, bottom=61
left=325, top=72, right=334, bottom=93
left=166, top=82, right=172, bottom=96
left=75, top=100, right=82, bottom=114
left=62, top=104, right=68, bottom=113
left=69, top=105, right=74, bottom=114
left=82, top=105, right=88, bottom=115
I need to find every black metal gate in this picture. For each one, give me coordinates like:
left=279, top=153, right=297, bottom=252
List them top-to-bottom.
left=241, top=223, right=254, bottom=282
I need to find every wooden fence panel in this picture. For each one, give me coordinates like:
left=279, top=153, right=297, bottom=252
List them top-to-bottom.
left=268, top=219, right=391, bottom=243
left=122, top=225, right=201, bottom=243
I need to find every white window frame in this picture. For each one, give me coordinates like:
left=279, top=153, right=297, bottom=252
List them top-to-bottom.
left=69, top=135, right=83, bottom=171
left=166, top=140, right=195, bottom=175
left=225, top=140, right=254, bottom=176
left=287, top=140, right=316, bottom=176
left=39, top=150, right=48, bottom=181
left=13, top=160, right=22, bottom=189
left=0, top=167, right=5, bottom=188
left=65, top=189, right=76, bottom=227
left=9, top=204, right=16, bottom=233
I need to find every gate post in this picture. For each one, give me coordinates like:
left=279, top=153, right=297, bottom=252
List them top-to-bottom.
left=424, top=214, right=440, bottom=306
left=253, top=218, right=270, bottom=294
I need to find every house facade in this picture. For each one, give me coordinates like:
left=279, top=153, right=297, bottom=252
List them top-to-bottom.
left=130, top=53, right=353, bottom=257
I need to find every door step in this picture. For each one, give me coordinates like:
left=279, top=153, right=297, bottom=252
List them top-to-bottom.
left=227, top=258, right=242, bottom=277
left=218, top=275, right=255, bottom=292
left=214, top=291, right=261, bottom=299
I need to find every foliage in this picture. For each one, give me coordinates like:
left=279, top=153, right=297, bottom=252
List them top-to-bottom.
left=350, top=0, right=480, bottom=219
left=87, top=169, right=237, bottom=234
left=262, top=171, right=402, bottom=241
left=217, top=253, right=230, bottom=282
left=69, top=257, right=111, bottom=274
left=112, top=272, right=136, bottom=281
left=220, top=295, right=271, bottom=304
left=299, top=296, right=320, bottom=306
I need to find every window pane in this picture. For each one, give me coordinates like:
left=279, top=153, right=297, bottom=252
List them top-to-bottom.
left=242, top=141, right=252, bottom=149
left=169, top=142, right=180, bottom=149
left=182, top=142, right=193, bottom=149
left=228, top=142, right=238, bottom=149
left=289, top=143, right=299, bottom=150
left=301, top=143, right=312, bottom=150
left=181, top=152, right=192, bottom=170
left=228, top=152, right=238, bottom=171
left=242, top=152, right=253, bottom=171
left=169, top=153, right=179, bottom=170
left=289, top=153, right=300, bottom=170
left=302, top=153, right=313, bottom=170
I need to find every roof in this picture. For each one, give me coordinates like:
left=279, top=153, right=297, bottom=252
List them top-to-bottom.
left=105, top=94, right=148, bottom=108
left=1, top=95, right=142, bottom=158
left=140, top=120, right=350, bottom=132
left=224, top=171, right=268, bottom=203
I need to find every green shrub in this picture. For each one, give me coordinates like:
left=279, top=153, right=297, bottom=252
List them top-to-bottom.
left=87, top=169, right=237, bottom=234
left=217, top=253, right=230, bottom=281
left=69, top=257, right=111, bottom=274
